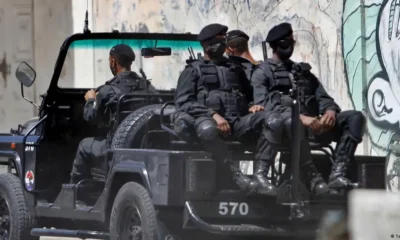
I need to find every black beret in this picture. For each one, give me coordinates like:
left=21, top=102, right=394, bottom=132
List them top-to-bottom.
left=266, top=22, right=293, bottom=43
left=197, top=23, right=228, bottom=42
left=227, top=30, right=249, bottom=42
left=110, top=44, right=135, bottom=61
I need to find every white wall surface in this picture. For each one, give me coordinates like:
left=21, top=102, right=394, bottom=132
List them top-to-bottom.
left=1, top=0, right=396, bottom=159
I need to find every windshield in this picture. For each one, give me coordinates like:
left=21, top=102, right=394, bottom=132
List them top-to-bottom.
left=58, top=38, right=202, bottom=90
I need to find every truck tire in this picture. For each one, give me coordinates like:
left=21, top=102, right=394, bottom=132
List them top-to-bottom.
left=111, top=104, right=161, bottom=149
left=0, top=173, right=38, bottom=240
left=109, top=182, right=157, bottom=240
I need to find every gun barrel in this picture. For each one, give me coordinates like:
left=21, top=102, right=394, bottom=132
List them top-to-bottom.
left=261, top=41, right=268, bottom=61
left=189, top=47, right=196, bottom=59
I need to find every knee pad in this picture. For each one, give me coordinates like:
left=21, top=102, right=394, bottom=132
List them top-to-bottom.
left=347, top=111, right=366, bottom=143
left=262, top=112, right=284, bottom=144
left=264, top=112, right=284, bottom=133
left=283, top=116, right=306, bottom=140
left=283, top=117, right=292, bottom=133
left=196, top=120, right=219, bottom=141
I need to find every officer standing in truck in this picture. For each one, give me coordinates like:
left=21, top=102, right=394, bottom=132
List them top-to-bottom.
left=251, top=22, right=366, bottom=193
left=174, top=23, right=284, bottom=195
left=70, top=44, right=157, bottom=184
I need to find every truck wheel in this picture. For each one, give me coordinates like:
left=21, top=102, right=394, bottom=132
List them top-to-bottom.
left=111, top=104, right=161, bottom=149
left=0, top=173, right=38, bottom=240
left=110, top=182, right=157, bottom=240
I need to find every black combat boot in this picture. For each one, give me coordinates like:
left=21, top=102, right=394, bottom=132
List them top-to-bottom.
left=328, top=135, right=359, bottom=193
left=298, top=140, right=330, bottom=195
left=228, top=161, right=258, bottom=195
left=253, top=161, right=278, bottom=195
left=301, top=161, right=330, bottom=195
left=328, top=162, right=359, bottom=191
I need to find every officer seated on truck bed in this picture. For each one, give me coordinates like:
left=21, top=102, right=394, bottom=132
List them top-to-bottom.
left=251, top=22, right=366, bottom=194
left=173, top=23, right=284, bottom=196
left=225, top=29, right=262, bottom=80
left=69, top=44, right=157, bottom=184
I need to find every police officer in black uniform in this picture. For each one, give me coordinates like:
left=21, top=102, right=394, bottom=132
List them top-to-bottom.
left=251, top=22, right=366, bottom=193
left=174, top=23, right=283, bottom=195
left=173, top=30, right=262, bottom=145
left=225, top=30, right=261, bottom=80
left=225, top=30, right=283, bottom=192
left=70, top=44, right=157, bottom=184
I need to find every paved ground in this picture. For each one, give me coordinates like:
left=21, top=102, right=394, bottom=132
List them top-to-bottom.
left=41, top=238, right=89, bottom=240
left=42, top=238, right=98, bottom=240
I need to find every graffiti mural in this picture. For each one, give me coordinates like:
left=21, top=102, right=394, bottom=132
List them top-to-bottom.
left=342, top=0, right=400, bottom=191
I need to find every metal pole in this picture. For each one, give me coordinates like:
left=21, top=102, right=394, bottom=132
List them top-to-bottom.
left=359, top=0, right=369, bottom=155
left=289, top=73, right=300, bottom=202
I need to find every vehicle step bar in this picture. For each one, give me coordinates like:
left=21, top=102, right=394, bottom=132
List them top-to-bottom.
left=184, top=201, right=291, bottom=237
left=30, top=228, right=109, bottom=239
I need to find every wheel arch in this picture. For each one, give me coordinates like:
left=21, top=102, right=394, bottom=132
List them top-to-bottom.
left=0, top=151, right=23, bottom=178
left=104, top=163, right=151, bottom=223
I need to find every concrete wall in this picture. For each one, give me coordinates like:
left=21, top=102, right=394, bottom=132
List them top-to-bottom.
left=5, top=0, right=399, bottom=161
left=33, top=0, right=94, bottom=98
left=85, top=0, right=400, bottom=161
left=88, top=0, right=360, bottom=144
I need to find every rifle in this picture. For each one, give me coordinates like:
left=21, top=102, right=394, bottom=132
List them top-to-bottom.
left=261, top=41, right=268, bottom=61
left=186, top=47, right=198, bottom=64
left=288, top=62, right=312, bottom=205
left=291, top=62, right=312, bottom=104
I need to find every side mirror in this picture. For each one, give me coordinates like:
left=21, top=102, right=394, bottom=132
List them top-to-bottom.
left=15, top=62, right=36, bottom=87
left=15, top=62, right=38, bottom=108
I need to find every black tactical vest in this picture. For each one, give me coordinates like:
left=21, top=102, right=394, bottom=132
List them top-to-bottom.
left=228, top=56, right=255, bottom=81
left=258, top=59, right=319, bottom=116
left=191, top=60, right=249, bottom=118
left=241, top=62, right=255, bottom=81
left=96, top=71, right=151, bottom=126
left=100, top=71, right=156, bottom=147
left=104, top=71, right=148, bottom=96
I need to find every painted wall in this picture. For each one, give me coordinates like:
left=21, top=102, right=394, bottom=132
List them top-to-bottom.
left=5, top=0, right=399, bottom=160
left=87, top=0, right=400, bottom=159
left=89, top=0, right=362, bottom=151
left=341, top=0, right=400, bottom=190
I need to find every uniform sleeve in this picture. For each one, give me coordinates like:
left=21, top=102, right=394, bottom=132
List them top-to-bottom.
left=175, top=66, right=215, bottom=118
left=251, top=67, right=291, bottom=113
left=310, top=73, right=341, bottom=114
left=83, top=85, right=115, bottom=122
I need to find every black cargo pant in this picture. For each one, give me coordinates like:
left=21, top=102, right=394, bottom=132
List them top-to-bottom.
left=276, top=109, right=365, bottom=154
left=278, top=109, right=365, bottom=177
left=312, top=110, right=366, bottom=186
left=312, top=110, right=365, bottom=149
left=173, top=111, right=282, bottom=162
left=70, top=136, right=107, bottom=184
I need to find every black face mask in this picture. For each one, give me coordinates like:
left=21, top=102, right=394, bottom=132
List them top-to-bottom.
left=275, top=39, right=295, bottom=61
left=207, top=40, right=226, bottom=59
